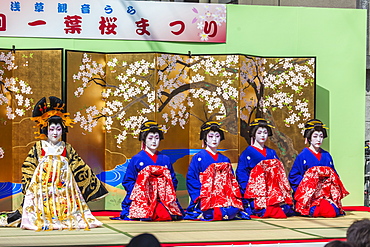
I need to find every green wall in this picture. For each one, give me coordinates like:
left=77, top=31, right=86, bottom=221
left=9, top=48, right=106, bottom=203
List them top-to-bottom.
left=1, top=5, right=366, bottom=205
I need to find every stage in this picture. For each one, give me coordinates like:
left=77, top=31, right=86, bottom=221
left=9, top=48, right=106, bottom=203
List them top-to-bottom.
left=0, top=208, right=369, bottom=247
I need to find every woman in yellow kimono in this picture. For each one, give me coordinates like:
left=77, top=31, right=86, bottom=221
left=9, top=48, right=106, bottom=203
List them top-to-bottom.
left=2, top=96, right=108, bottom=230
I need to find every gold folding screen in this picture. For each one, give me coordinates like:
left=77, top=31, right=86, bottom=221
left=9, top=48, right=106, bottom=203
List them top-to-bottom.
left=0, top=49, right=62, bottom=210
left=0, top=50, right=314, bottom=211
left=66, top=52, right=315, bottom=209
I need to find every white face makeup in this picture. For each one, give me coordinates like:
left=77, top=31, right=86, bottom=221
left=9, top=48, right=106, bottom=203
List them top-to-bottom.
left=48, top=123, right=63, bottom=145
left=254, top=127, right=268, bottom=145
left=206, top=130, right=221, bottom=150
left=310, top=131, right=324, bottom=150
left=145, top=132, right=160, bottom=153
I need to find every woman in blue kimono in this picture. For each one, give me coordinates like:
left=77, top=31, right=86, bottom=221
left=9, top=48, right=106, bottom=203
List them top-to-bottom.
left=236, top=118, right=293, bottom=218
left=288, top=119, right=349, bottom=217
left=117, top=120, right=183, bottom=221
left=185, top=121, right=250, bottom=221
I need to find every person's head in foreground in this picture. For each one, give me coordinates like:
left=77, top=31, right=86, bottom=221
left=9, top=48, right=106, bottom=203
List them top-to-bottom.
left=346, top=218, right=370, bottom=247
left=127, top=233, right=161, bottom=247
left=324, top=240, right=353, bottom=247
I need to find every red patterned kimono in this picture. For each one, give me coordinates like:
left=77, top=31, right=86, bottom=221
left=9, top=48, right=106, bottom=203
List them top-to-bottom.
left=245, top=159, right=293, bottom=210
left=198, top=162, right=243, bottom=211
left=129, top=165, right=182, bottom=220
left=294, top=166, right=349, bottom=216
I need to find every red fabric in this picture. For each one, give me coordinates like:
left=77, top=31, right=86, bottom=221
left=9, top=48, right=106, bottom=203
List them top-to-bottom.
left=252, top=146, right=267, bottom=157
left=41, top=147, right=67, bottom=156
left=307, top=147, right=322, bottom=161
left=145, top=150, right=158, bottom=163
left=206, top=150, right=219, bottom=161
left=244, top=159, right=293, bottom=210
left=199, top=162, right=243, bottom=211
left=129, top=165, right=182, bottom=219
left=294, top=166, right=349, bottom=216
left=312, top=198, right=337, bottom=218
left=152, top=200, right=172, bottom=221
left=263, top=205, right=287, bottom=218
left=342, top=206, right=370, bottom=212
left=213, top=207, right=223, bottom=221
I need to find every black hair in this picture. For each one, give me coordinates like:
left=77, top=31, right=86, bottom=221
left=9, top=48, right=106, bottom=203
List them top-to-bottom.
left=32, top=96, right=70, bottom=138
left=249, top=118, right=273, bottom=138
left=303, top=119, right=328, bottom=143
left=138, top=120, right=164, bottom=142
left=200, top=121, right=225, bottom=144
left=346, top=219, right=370, bottom=247
left=127, top=233, right=161, bottom=247
left=324, top=240, right=353, bottom=247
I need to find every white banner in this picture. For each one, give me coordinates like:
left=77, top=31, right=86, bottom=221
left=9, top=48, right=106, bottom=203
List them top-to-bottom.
left=0, top=0, right=227, bottom=43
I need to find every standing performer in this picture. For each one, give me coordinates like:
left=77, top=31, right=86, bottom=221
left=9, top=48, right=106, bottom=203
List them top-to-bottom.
left=2, top=96, right=108, bottom=230
left=236, top=118, right=293, bottom=218
left=289, top=119, right=349, bottom=217
left=116, top=120, right=183, bottom=221
left=185, top=121, right=250, bottom=221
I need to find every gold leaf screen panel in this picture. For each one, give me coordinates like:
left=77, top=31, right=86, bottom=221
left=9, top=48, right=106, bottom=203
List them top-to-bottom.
left=0, top=49, right=62, bottom=210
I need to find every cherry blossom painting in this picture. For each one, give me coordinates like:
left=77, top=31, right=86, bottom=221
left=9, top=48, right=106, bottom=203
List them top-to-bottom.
left=66, top=51, right=314, bottom=209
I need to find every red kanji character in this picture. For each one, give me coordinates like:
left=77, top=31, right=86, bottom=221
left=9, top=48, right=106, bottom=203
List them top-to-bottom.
left=0, top=14, right=6, bottom=31
left=64, top=15, right=82, bottom=34
left=99, top=17, right=117, bottom=35
left=135, top=18, right=150, bottom=36
left=169, top=20, right=185, bottom=36
left=204, top=21, right=217, bottom=38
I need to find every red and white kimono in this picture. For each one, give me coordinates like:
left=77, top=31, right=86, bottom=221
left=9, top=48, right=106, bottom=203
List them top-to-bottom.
left=245, top=159, right=293, bottom=218
left=198, top=162, right=243, bottom=212
left=129, top=165, right=182, bottom=220
left=294, top=166, right=349, bottom=217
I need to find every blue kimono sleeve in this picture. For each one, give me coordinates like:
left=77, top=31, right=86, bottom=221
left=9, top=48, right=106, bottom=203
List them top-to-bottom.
left=236, top=151, right=251, bottom=197
left=327, top=154, right=338, bottom=174
left=186, top=155, right=202, bottom=203
left=288, top=155, right=305, bottom=193
left=122, top=158, right=138, bottom=198
left=168, top=163, right=178, bottom=190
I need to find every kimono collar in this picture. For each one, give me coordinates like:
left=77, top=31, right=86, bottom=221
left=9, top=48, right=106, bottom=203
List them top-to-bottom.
left=252, top=145, right=267, bottom=157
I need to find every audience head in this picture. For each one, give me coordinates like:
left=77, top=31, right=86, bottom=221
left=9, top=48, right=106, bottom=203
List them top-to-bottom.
left=346, top=218, right=370, bottom=247
left=127, top=233, right=161, bottom=247
left=324, top=240, right=352, bottom=247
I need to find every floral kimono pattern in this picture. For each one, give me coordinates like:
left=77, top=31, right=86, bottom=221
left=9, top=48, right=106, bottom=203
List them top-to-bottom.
left=244, top=159, right=293, bottom=210
left=199, top=162, right=243, bottom=211
left=128, top=165, right=182, bottom=219
left=294, top=166, right=349, bottom=216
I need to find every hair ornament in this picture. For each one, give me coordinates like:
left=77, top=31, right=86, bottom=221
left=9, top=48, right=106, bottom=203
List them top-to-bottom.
left=31, top=96, right=74, bottom=139
left=139, top=120, right=165, bottom=141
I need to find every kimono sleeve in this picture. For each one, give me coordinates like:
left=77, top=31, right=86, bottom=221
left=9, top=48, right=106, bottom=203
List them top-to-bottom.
left=22, top=143, right=39, bottom=194
left=67, top=143, right=108, bottom=202
left=236, top=150, right=251, bottom=197
left=186, top=154, right=202, bottom=203
left=288, top=154, right=305, bottom=193
left=122, top=156, right=139, bottom=197
left=168, top=162, right=178, bottom=190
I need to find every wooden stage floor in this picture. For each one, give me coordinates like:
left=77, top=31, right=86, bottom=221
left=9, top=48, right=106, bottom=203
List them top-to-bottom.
left=0, top=209, right=369, bottom=247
